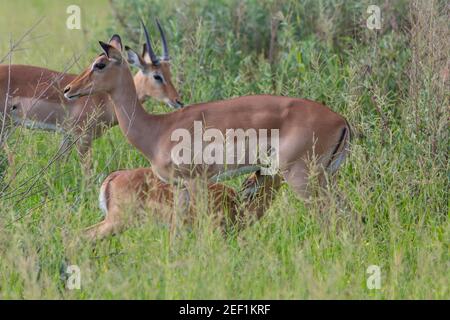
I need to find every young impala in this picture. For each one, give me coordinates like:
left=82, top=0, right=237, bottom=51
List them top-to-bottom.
left=0, top=20, right=182, bottom=158
left=64, top=24, right=350, bottom=203
left=85, top=170, right=282, bottom=240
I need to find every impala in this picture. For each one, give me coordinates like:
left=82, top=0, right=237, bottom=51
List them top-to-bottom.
left=0, top=20, right=182, bottom=158
left=64, top=24, right=350, bottom=202
left=85, top=170, right=282, bottom=240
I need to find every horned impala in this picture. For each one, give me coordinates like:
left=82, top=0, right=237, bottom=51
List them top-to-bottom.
left=0, top=20, right=181, bottom=158
left=64, top=24, right=350, bottom=202
left=85, top=170, right=282, bottom=240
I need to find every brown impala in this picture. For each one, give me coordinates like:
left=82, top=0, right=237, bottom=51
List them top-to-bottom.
left=0, top=20, right=182, bottom=157
left=64, top=23, right=350, bottom=202
left=85, top=170, right=282, bottom=240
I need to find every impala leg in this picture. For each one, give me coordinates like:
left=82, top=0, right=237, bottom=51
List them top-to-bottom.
left=282, top=160, right=311, bottom=200
left=84, top=202, right=127, bottom=241
left=84, top=219, right=122, bottom=241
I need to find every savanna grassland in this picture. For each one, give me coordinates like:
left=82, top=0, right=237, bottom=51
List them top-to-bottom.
left=0, top=0, right=448, bottom=299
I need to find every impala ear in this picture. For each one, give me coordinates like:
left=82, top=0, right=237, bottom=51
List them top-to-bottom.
left=108, top=34, right=123, bottom=51
left=99, top=41, right=123, bottom=62
left=126, top=46, right=146, bottom=70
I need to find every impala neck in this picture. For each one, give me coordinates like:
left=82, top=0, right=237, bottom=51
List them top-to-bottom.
left=109, top=68, right=160, bottom=160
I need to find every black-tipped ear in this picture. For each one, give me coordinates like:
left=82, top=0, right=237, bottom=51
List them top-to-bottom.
left=109, top=34, right=123, bottom=51
left=99, top=41, right=112, bottom=58
left=99, top=41, right=122, bottom=62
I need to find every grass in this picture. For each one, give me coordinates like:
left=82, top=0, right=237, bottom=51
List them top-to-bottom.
left=0, top=0, right=448, bottom=299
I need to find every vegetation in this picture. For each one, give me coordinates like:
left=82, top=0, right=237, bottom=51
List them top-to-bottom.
left=0, top=0, right=448, bottom=299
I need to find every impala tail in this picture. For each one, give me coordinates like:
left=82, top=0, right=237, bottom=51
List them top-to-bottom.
left=326, top=118, right=351, bottom=174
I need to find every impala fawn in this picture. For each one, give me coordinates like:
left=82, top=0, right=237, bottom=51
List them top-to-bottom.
left=84, top=170, right=282, bottom=240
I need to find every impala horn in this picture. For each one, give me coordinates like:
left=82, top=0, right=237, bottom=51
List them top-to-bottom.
left=156, top=18, right=170, bottom=61
left=140, top=19, right=159, bottom=65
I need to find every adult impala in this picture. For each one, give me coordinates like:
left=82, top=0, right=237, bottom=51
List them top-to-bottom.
left=0, top=20, right=182, bottom=157
left=64, top=26, right=350, bottom=200
left=85, top=170, right=282, bottom=240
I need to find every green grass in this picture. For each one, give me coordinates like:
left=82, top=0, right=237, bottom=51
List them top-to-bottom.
left=0, top=0, right=448, bottom=299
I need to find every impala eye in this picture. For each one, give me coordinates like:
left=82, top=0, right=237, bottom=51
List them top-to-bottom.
left=94, top=63, right=106, bottom=70
left=153, top=74, right=163, bottom=82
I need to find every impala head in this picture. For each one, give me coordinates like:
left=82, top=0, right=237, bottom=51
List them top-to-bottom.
left=128, top=19, right=183, bottom=108
left=64, top=20, right=183, bottom=109
left=64, top=34, right=128, bottom=101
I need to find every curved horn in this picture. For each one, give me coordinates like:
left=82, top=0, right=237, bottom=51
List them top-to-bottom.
left=140, top=18, right=159, bottom=65
left=156, top=18, right=169, bottom=60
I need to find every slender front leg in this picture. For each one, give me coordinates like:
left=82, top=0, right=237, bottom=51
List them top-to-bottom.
left=282, top=160, right=311, bottom=200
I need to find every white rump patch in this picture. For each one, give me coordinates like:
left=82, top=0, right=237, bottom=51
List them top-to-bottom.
left=98, top=181, right=108, bottom=216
